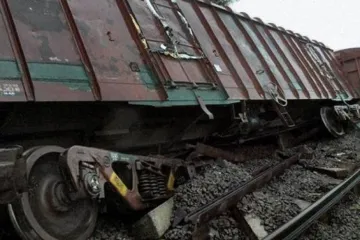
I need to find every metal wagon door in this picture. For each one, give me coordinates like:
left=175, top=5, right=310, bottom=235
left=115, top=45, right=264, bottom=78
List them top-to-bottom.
left=126, top=0, right=219, bottom=90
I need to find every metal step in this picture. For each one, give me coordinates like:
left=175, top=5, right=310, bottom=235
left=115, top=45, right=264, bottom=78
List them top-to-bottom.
left=272, top=102, right=295, bottom=127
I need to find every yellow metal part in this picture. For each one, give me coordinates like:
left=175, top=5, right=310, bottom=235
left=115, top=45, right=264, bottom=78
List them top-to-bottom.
left=130, top=14, right=148, bottom=49
left=110, top=172, right=128, bottom=197
left=167, top=172, right=175, bottom=191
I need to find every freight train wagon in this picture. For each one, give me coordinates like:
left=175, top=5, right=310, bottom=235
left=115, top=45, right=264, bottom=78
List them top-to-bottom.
left=0, top=0, right=359, bottom=239
left=336, top=48, right=360, bottom=96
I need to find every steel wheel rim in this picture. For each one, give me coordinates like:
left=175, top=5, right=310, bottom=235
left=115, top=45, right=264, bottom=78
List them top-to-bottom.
left=320, top=107, right=345, bottom=137
left=8, top=146, right=98, bottom=240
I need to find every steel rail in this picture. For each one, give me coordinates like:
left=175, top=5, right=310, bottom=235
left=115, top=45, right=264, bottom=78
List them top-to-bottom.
left=184, top=154, right=302, bottom=224
left=264, top=168, right=360, bottom=240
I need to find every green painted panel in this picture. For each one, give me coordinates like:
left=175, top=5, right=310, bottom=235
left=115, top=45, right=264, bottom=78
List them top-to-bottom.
left=0, top=60, right=21, bottom=79
left=0, top=60, right=90, bottom=82
left=0, top=60, right=91, bottom=92
left=0, top=60, right=237, bottom=103
left=28, top=62, right=89, bottom=82
left=28, top=62, right=92, bottom=91
left=133, top=63, right=238, bottom=106
left=138, top=65, right=159, bottom=89
left=30, top=80, right=92, bottom=92
left=129, top=87, right=240, bottom=107
left=166, top=88, right=226, bottom=101
left=332, top=93, right=351, bottom=102
left=129, top=99, right=240, bottom=107
left=109, top=152, right=137, bottom=163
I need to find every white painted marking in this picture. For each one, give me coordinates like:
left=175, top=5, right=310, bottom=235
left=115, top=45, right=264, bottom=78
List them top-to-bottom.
left=214, top=64, right=222, bottom=72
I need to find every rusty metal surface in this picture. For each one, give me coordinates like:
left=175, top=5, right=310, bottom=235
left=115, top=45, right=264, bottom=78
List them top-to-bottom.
left=0, top=0, right=356, bottom=102
left=6, top=0, right=95, bottom=101
left=66, top=0, right=165, bottom=101
left=127, top=0, right=218, bottom=89
left=177, top=0, right=356, bottom=100
left=0, top=1, right=27, bottom=101
left=335, top=48, right=360, bottom=96
left=187, top=143, right=244, bottom=163
left=0, top=146, right=26, bottom=204
left=63, top=146, right=184, bottom=210
left=64, top=146, right=147, bottom=210
left=0, top=162, right=16, bottom=203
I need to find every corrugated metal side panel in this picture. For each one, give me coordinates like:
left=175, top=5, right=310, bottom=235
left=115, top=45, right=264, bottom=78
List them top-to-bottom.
left=0, top=0, right=355, bottom=103
left=6, top=0, right=95, bottom=101
left=65, top=0, right=164, bottom=101
left=127, top=0, right=244, bottom=100
left=178, top=0, right=262, bottom=99
left=179, top=0, right=354, bottom=101
left=165, top=1, right=252, bottom=99
left=0, top=5, right=26, bottom=101
left=233, top=14, right=356, bottom=100
left=287, top=36, right=332, bottom=98
left=322, top=48, right=357, bottom=98
left=335, top=48, right=360, bottom=97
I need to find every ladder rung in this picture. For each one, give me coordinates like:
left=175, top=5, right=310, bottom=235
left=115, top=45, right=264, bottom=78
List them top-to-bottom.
left=272, top=102, right=295, bottom=127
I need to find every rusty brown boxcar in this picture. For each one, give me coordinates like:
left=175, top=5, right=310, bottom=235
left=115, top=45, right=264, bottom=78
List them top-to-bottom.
left=0, top=0, right=359, bottom=239
left=335, top=48, right=360, bottom=96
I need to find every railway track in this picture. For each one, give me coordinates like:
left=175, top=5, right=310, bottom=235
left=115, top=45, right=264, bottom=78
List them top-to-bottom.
left=0, top=0, right=358, bottom=239
left=1, top=131, right=359, bottom=240
left=87, top=131, right=360, bottom=240
left=164, top=131, right=360, bottom=240
left=264, top=168, right=360, bottom=240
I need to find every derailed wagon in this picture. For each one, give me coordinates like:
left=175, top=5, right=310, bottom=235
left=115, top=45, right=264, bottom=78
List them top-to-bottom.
left=0, top=0, right=359, bottom=239
left=335, top=48, right=360, bottom=96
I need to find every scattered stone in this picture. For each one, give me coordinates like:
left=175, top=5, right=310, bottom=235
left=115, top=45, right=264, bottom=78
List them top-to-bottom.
left=2, top=131, right=359, bottom=240
left=164, top=160, right=252, bottom=239
left=172, top=161, right=252, bottom=214
left=305, top=166, right=351, bottom=179
left=301, top=193, right=360, bottom=240
left=132, top=198, right=174, bottom=240
left=293, top=199, right=311, bottom=211
left=244, top=213, right=268, bottom=239
left=88, top=216, right=133, bottom=240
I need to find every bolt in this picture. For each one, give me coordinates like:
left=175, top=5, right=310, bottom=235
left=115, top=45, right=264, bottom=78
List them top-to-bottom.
left=103, top=156, right=111, bottom=167
left=86, top=174, right=100, bottom=195
left=90, top=177, right=100, bottom=192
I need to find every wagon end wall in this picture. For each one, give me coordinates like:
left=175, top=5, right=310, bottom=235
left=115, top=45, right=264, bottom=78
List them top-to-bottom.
left=335, top=48, right=360, bottom=97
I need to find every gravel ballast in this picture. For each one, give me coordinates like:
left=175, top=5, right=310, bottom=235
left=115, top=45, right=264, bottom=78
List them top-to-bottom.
left=0, top=131, right=359, bottom=240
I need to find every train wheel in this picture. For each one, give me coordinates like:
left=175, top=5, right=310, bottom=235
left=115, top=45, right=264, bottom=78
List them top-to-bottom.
left=320, top=107, right=345, bottom=138
left=8, top=146, right=98, bottom=240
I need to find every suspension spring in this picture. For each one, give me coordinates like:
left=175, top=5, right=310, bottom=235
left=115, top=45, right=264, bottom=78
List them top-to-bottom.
left=139, top=171, right=167, bottom=199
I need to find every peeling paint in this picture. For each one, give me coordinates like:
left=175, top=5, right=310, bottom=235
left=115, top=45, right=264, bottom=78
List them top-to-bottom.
left=49, top=56, right=62, bottom=62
